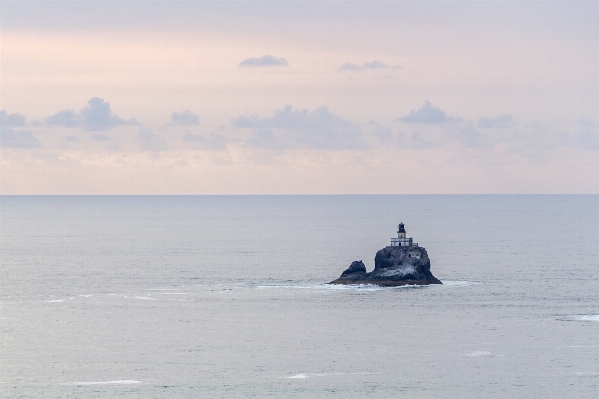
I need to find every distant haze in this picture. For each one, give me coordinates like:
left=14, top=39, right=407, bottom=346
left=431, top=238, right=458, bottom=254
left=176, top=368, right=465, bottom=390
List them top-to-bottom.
left=1, top=1, right=598, bottom=194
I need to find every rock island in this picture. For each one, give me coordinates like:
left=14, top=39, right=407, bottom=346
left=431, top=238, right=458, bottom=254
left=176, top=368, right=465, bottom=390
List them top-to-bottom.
left=329, top=223, right=442, bottom=286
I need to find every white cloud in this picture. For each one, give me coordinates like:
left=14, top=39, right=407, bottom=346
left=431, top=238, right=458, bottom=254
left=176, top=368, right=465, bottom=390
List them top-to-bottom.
left=239, top=55, right=288, bottom=67
left=339, top=60, right=401, bottom=71
left=338, top=63, right=362, bottom=71
left=46, top=98, right=137, bottom=131
left=398, top=101, right=456, bottom=124
left=232, top=105, right=367, bottom=150
left=1, top=110, right=27, bottom=127
left=171, top=110, right=199, bottom=126
left=478, top=114, right=513, bottom=128
left=452, top=122, right=491, bottom=148
left=370, top=123, right=433, bottom=149
left=0, top=128, right=42, bottom=148
left=138, top=129, right=167, bottom=151
left=578, top=129, right=599, bottom=151
left=182, top=131, right=234, bottom=150
left=401, top=131, right=435, bottom=149
left=91, top=133, right=111, bottom=142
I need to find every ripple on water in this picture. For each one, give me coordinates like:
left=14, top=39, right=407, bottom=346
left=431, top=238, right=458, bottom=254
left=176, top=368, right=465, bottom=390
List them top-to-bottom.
left=441, top=280, right=480, bottom=287
left=559, top=314, right=599, bottom=322
left=465, top=351, right=493, bottom=357
left=63, top=380, right=141, bottom=385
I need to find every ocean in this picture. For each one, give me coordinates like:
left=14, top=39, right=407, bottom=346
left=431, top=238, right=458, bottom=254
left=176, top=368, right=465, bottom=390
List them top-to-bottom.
left=1, top=195, right=598, bottom=398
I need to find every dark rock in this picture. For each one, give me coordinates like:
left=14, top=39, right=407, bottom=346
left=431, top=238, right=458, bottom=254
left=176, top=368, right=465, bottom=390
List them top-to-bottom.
left=329, top=246, right=442, bottom=287
left=340, top=260, right=367, bottom=277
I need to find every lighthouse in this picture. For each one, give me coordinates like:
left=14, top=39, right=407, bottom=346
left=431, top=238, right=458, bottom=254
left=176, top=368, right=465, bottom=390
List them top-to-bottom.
left=390, top=222, right=417, bottom=247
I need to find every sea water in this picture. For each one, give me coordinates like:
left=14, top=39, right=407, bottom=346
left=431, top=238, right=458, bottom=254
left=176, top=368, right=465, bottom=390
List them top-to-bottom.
left=1, top=195, right=598, bottom=398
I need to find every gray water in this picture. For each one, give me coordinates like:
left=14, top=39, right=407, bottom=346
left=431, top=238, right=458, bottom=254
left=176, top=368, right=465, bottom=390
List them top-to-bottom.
left=1, top=195, right=598, bottom=398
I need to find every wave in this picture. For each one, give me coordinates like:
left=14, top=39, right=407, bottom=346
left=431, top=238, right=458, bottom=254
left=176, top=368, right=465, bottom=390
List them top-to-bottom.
left=441, top=280, right=480, bottom=287
left=257, top=283, right=427, bottom=292
left=155, top=293, right=188, bottom=295
left=560, top=314, right=599, bottom=322
left=464, top=351, right=493, bottom=357
left=279, top=372, right=374, bottom=379
left=282, top=373, right=309, bottom=379
left=63, top=380, right=141, bottom=385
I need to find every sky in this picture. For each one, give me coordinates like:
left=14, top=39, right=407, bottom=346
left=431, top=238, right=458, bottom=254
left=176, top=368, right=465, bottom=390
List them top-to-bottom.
left=1, top=0, right=598, bottom=194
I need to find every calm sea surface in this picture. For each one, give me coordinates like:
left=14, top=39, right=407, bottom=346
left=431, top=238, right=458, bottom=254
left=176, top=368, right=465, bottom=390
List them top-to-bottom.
left=1, top=195, right=598, bottom=398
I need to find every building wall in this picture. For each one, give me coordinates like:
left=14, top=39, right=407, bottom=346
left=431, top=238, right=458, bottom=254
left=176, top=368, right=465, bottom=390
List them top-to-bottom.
left=390, top=237, right=413, bottom=247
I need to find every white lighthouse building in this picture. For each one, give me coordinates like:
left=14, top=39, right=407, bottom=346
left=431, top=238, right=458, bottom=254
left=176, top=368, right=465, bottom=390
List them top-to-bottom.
left=390, top=222, right=418, bottom=247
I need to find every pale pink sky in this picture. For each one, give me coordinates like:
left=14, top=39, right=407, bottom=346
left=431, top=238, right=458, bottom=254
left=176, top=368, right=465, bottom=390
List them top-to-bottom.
left=1, top=1, right=598, bottom=194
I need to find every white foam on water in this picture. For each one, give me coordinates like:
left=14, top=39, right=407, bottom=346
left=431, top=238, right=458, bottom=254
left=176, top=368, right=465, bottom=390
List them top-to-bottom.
left=441, top=280, right=480, bottom=287
left=258, top=283, right=427, bottom=292
left=320, top=283, right=426, bottom=291
left=268, top=284, right=420, bottom=291
left=320, top=284, right=384, bottom=291
left=256, top=285, right=313, bottom=290
left=155, top=292, right=188, bottom=295
left=79, top=295, right=93, bottom=298
left=132, top=296, right=156, bottom=300
left=45, top=299, right=66, bottom=303
left=166, top=299, right=196, bottom=302
left=560, top=314, right=599, bottom=322
left=465, top=351, right=493, bottom=357
left=280, top=371, right=374, bottom=379
left=575, top=372, right=599, bottom=375
left=283, top=373, right=308, bottom=379
left=63, top=380, right=141, bottom=385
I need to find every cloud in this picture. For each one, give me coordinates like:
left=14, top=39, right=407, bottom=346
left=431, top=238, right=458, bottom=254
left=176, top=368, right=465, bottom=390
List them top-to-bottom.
left=239, top=55, right=289, bottom=67
left=339, top=60, right=401, bottom=71
left=363, top=60, right=400, bottom=69
left=338, top=63, right=362, bottom=71
left=377, top=75, right=398, bottom=80
left=46, top=97, right=137, bottom=131
left=398, top=101, right=455, bottom=124
left=232, top=105, right=367, bottom=150
left=1, top=110, right=26, bottom=127
left=47, top=110, right=80, bottom=127
left=171, top=110, right=199, bottom=126
left=478, top=114, right=513, bottom=128
left=576, top=117, right=597, bottom=129
left=453, top=122, right=491, bottom=148
left=372, top=123, right=433, bottom=149
left=0, top=128, right=42, bottom=148
left=246, top=128, right=291, bottom=150
left=138, top=129, right=167, bottom=151
left=577, top=129, right=599, bottom=151
left=182, top=131, right=234, bottom=150
left=402, top=131, right=435, bottom=149
left=182, top=132, right=203, bottom=143
left=91, top=133, right=111, bottom=142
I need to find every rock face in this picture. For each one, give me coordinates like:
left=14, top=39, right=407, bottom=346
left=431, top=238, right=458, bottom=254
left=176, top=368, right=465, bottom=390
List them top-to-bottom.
left=329, top=246, right=442, bottom=286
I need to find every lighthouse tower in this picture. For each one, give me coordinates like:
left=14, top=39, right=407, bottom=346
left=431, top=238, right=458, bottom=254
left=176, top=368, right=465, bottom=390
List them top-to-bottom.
left=390, top=222, right=416, bottom=247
